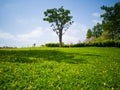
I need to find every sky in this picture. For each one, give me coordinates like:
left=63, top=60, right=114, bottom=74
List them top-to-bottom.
left=0, top=0, right=119, bottom=47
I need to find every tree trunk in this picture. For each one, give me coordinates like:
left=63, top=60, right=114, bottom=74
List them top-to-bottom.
left=59, top=29, right=62, bottom=47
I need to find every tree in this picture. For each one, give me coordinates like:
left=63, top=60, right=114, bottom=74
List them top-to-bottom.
left=101, top=2, right=120, bottom=40
left=43, top=6, right=73, bottom=47
left=92, top=23, right=102, bottom=38
left=86, top=29, right=92, bottom=38
left=100, top=31, right=111, bottom=40
left=33, top=43, right=36, bottom=47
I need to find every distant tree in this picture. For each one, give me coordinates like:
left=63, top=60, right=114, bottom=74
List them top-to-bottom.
left=101, top=2, right=120, bottom=40
left=43, top=6, right=73, bottom=47
left=92, top=23, right=102, bottom=38
left=86, top=29, right=92, bottom=38
left=33, top=43, right=36, bottom=47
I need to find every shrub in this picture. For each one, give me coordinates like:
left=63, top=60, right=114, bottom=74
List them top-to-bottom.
left=45, top=40, right=120, bottom=47
left=115, top=40, right=120, bottom=47
left=45, top=43, right=59, bottom=47
left=73, top=43, right=85, bottom=47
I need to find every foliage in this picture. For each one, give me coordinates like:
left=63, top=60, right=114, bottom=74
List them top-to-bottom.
left=87, top=2, right=120, bottom=41
left=101, top=2, right=120, bottom=40
left=43, top=6, right=73, bottom=47
left=86, top=23, right=103, bottom=39
left=92, top=23, right=103, bottom=38
left=86, top=29, right=92, bottom=38
left=97, top=31, right=111, bottom=40
left=45, top=40, right=120, bottom=47
left=81, top=40, right=120, bottom=47
left=45, top=43, right=60, bottom=47
left=45, top=43, right=73, bottom=47
left=72, top=43, right=86, bottom=47
left=0, top=47, right=120, bottom=89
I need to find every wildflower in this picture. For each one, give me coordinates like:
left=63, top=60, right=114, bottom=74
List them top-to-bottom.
left=0, top=70, right=2, bottom=73
left=103, top=70, right=106, bottom=73
left=103, top=82, right=106, bottom=86
left=111, top=87, right=114, bottom=90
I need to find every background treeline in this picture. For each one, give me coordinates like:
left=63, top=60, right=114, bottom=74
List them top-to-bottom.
left=86, top=2, right=120, bottom=41
left=45, top=40, right=120, bottom=47
left=0, top=46, right=17, bottom=49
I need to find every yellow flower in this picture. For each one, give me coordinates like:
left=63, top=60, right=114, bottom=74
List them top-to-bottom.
left=0, top=70, right=2, bottom=73
left=103, top=70, right=106, bottom=73
left=103, top=82, right=106, bottom=86
left=111, top=87, right=114, bottom=90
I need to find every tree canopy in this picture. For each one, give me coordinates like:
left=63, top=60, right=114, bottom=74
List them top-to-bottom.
left=86, top=2, right=120, bottom=41
left=101, top=2, right=120, bottom=40
left=43, top=6, right=73, bottom=47
left=92, top=23, right=102, bottom=38
left=86, top=29, right=92, bottom=39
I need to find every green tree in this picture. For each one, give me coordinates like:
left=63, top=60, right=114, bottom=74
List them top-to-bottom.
left=101, top=2, right=120, bottom=40
left=43, top=6, right=73, bottom=47
left=92, top=23, right=102, bottom=38
left=86, top=29, right=92, bottom=38
left=101, top=31, right=111, bottom=40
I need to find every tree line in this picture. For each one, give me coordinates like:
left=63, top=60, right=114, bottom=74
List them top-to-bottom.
left=86, top=2, right=120, bottom=41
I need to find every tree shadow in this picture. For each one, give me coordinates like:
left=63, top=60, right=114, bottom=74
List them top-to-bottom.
left=0, top=50, right=101, bottom=64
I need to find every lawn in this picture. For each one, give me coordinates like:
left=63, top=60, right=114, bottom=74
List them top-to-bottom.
left=0, top=47, right=120, bottom=90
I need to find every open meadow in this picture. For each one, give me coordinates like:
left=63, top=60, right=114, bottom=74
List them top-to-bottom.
left=0, top=47, right=120, bottom=90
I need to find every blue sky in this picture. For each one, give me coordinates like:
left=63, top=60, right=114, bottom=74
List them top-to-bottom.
left=0, top=0, right=119, bottom=47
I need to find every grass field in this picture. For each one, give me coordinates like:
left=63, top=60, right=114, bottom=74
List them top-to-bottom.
left=0, top=47, right=120, bottom=90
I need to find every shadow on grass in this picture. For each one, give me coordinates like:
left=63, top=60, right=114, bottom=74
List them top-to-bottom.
left=0, top=50, right=101, bottom=64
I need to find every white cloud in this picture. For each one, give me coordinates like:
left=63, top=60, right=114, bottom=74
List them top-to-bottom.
left=92, top=12, right=100, bottom=17
left=63, top=22, right=88, bottom=43
left=0, top=23, right=88, bottom=47
left=0, top=27, right=56, bottom=47
left=15, top=27, right=58, bottom=46
left=16, top=27, right=43, bottom=42
left=0, top=31, right=14, bottom=39
left=63, top=35, right=79, bottom=44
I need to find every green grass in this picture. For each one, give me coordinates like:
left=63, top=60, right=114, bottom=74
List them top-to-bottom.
left=0, top=47, right=120, bottom=90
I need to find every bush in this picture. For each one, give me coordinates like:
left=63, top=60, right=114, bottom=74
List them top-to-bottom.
left=45, top=40, right=120, bottom=47
left=90, top=40, right=117, bottom=47
left=115, top=40, right=120, bottom=47
left=45, top=42, right=69, bottom=47
left=45, top=43, right=59, bottom=47
left=73, top=43, right=85, bottom=47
